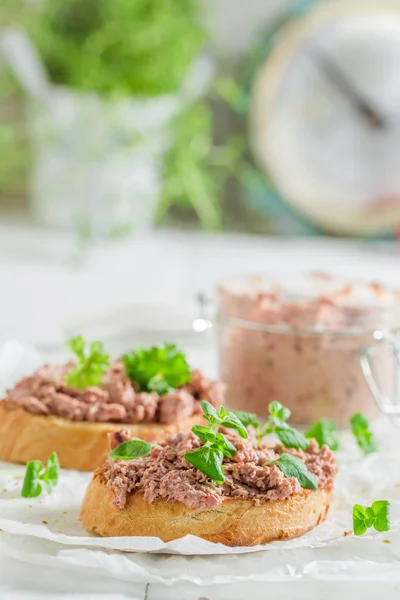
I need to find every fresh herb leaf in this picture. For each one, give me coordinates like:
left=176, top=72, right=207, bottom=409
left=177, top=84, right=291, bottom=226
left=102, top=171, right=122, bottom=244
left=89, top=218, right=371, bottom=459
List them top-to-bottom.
left=65, top=335, right=110, bottom=388
left=123, top=343, right=191, bottom=393
left=201, top=400, right=220, bottom=425
left=255, top=401, right=310, bottom=451
left=268, top=401, right=291, bottom=422
left=200, top=402, right=249, bottom=439
left=187, top=403, right=249, bottom=483
left=217, top=407, right=248, bottom=439
left=232, top=410, right=259, bottom=429
left=350, top=413, right=377, bottom=455
left=305, top=419, right=338, bottom=450
left=275, top=423, right=310, bottom=451
left=191, top=424, right=215, bottom=444
left=191, top=426, right=235, bottom=458
left=212, top=433, right=237, bottom=459
left=109, top=440, right=152, bottom=461
left=185, top=446, right=224, bottom=484
left=21, top=452, right=60, bottom=498
left=40, top=452, right=60, bottom=493
left=272, top=453, right=318, bottom=491
left=21, top=461, right=43, bottom=498
left=352, top=501, right=390, bottom=536
left=372, top=501, right=391, bottom=532
left=353, top=504, right=369, bottom=536
left=365, top=507, right=375, bottom=528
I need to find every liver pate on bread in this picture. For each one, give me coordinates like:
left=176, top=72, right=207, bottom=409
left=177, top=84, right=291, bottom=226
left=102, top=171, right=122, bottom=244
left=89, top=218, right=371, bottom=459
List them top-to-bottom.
left=0, top=359, right=224, bottom=470
left=79, top=428, right=337, bottom=546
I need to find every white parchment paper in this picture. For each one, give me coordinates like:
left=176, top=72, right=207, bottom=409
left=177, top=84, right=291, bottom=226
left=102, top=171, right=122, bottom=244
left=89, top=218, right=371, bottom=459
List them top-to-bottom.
left=1, top=342, right=400, bottom=581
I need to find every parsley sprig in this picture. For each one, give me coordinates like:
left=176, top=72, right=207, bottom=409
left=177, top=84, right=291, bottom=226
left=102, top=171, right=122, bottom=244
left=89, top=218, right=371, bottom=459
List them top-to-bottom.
left=64, top=335, right=110, bottom=388
left=123, top=343, right=191, bottom=394
left=184, top=401, right=248, bottom=484
left=234, top=401, right=310, bottom=451
left=350, top=413, right=377, bottom=455
left=21, top=452, right=59, bottom=498
left=353, top=501, right=390, bottom=536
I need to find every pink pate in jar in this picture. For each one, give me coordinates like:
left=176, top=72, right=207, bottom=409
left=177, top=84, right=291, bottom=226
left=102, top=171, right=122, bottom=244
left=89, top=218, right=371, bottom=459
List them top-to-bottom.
left=217, top=272, right=400, bottom=427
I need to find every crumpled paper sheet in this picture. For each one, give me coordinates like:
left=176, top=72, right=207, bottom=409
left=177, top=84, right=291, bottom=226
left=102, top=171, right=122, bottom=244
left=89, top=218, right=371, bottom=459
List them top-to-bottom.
left=1, top=341, right=400, bottom=581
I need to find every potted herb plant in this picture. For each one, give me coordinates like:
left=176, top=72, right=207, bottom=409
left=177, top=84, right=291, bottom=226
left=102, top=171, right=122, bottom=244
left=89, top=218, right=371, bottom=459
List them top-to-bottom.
left=1, top=0, right=211, bottom=238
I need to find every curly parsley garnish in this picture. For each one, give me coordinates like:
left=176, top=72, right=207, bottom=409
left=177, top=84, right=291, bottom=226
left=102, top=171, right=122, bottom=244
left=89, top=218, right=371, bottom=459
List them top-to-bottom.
left=64, top=335, right=110, bottom=388
left=123, top=343, right=191, bottom=393
left=21, top=452, right=59, bottom=498
left=353, top=501, right=390, bottom=536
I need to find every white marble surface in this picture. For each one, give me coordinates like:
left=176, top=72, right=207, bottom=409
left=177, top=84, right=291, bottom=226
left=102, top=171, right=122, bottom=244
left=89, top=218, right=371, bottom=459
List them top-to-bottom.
left=1, top=225, right=400, bottom=598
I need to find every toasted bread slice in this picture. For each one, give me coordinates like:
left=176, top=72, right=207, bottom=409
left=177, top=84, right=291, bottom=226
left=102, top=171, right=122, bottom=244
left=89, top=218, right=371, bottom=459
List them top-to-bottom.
left=0, top=402, right=203, bottom=471
left=79, top=471, right=332, bottom=546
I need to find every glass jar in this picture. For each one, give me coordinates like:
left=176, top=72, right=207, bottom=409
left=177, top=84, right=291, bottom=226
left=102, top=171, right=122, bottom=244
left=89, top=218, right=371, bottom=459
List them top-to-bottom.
left=217, top=273, right=400, bottom=427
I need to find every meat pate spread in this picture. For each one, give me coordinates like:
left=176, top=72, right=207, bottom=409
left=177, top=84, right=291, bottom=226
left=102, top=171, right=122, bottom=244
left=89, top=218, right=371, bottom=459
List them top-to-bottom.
left=218, top=273, right=400, bottom=426
left=2, top=361, right=224, bottom=425
left=104, top=428, right=337, bottom=510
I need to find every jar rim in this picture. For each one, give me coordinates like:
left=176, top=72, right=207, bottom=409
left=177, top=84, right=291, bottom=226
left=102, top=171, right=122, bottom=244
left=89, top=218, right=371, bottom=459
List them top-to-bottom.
left=217, top=272, right=400, bottom=334
left=217, top=312, right=400, bottom=338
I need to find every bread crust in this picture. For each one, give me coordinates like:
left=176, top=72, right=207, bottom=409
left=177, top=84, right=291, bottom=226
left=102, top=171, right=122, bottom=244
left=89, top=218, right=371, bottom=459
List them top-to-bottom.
left=0, top=402, right=204, bottom=471
left=79, top=472, right=332, bottom=546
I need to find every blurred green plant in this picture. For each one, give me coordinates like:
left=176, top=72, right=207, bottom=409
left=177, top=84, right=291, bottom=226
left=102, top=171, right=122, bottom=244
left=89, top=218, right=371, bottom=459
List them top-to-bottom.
left=0, top=0, right=254, bottom=231
left=25, top=0, right=206, bottom=97
left=0, top=3, right=31, bottom=197
left=0, top=67, right=31, bottom=195
left=158, top=102, right=245, bottom=230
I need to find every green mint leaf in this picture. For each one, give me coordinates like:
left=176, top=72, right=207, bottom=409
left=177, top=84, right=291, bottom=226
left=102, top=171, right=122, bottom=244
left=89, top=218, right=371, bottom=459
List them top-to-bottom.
left=65, top=335, right=110, bottom=389
left=123, top=343, right=191, bottom=393
left=269, top=401, right=291, bottom=422
left=218, top=410, right=249, bottom=439
left=232, top=410, right=259, bottom=430
left=350, top=413, right=377, bottom=455
left=305, top=419, right=338, bottom=450
left=275, top=423, right=310, bottom=451
left=109, top=440, right=152, bottom=461
left=184, top=446, right=224, bottom=484
left=40, top=452, right=59, bottom=493
left=273, top=453, right=318, bottom=491
left=21, top=460, right=43, bottom=498
left=371, top=500, right=390, bottom=532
